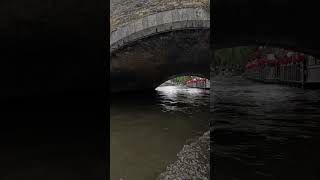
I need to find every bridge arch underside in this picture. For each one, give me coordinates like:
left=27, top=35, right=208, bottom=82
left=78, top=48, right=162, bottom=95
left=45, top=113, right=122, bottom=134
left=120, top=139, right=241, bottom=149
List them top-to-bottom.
left=212, top=1, right=320, bottom=58
left=111, top=29, right=210, bottom=92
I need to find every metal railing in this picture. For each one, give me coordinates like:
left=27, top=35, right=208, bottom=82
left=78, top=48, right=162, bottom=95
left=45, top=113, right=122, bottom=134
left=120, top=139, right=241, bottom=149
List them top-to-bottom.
left=244, top=62, right=305, bottom=85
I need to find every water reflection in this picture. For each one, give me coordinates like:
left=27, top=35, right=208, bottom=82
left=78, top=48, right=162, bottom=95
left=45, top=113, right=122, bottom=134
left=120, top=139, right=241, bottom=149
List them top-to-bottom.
left=212, top=77, right=320, bottom=180
left=111, top=85, right=209, bottom=180
left=156, top=86, right=209, bottom=113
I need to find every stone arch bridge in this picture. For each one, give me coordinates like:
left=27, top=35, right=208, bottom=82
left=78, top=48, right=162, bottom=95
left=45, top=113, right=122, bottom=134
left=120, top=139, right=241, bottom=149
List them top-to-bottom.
left=110, top=0, right=210, bottom=92
left=111, top=0, right=320, bottom=93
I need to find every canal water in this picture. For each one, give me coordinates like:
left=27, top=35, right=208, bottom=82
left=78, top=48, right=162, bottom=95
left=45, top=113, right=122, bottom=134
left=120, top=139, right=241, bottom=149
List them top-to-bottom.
left=212, top=76, right=320, bottom=180
left=110, top=85, right=210, bottom=180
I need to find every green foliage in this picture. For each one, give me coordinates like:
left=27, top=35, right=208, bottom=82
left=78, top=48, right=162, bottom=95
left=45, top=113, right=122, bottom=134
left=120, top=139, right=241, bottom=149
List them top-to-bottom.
left=214, top=46, right=256, bottom=68
left=172, top=76, right=193, bottom=85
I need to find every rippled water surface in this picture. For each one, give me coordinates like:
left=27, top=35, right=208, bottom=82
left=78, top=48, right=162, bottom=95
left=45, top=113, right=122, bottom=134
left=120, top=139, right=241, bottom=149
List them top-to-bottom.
left=212, top=77, right=320, bottom=180
left=110, top=85, right=209, bottom=180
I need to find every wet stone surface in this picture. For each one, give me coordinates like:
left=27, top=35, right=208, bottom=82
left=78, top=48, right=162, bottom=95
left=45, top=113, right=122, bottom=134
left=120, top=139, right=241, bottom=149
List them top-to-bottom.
left=157, top=131, right=210, bottom=180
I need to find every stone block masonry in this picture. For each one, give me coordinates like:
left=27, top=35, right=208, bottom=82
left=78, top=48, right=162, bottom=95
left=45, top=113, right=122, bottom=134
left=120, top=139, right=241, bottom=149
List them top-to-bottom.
left=110, top=0, right=210, bottom=32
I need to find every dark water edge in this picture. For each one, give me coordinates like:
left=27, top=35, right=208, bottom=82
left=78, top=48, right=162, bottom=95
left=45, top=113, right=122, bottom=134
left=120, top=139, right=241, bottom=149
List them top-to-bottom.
left=211, top=76, right=320, bottom=180
left=111, top=86, right=210, bottom=180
